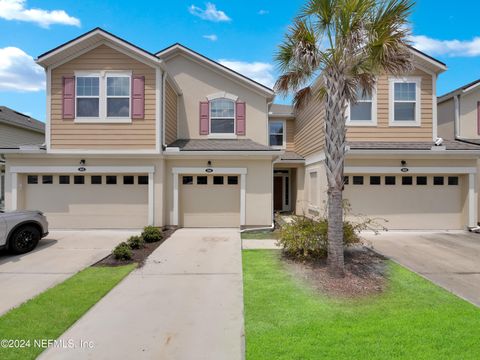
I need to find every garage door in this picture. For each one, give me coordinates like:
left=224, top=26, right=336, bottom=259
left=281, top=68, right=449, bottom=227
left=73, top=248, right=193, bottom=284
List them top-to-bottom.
left=24, top=174, right=148, bottom=229
left=180, top=174, right=240, bottom=227
left=344, top=174, right=465, bottom=230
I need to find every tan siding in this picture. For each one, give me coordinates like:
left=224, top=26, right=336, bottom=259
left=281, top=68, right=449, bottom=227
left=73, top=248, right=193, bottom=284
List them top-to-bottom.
left=50, top=44, right=157, bottom=150
left=347, top=70, right=433, bottom=141
left=165, top=81, right=178, bottom=144
left=293, top=93, right=325, bottom=157
left=285, top=119, right=295, bottom=151
left=0, top=123, right=44, bottom=147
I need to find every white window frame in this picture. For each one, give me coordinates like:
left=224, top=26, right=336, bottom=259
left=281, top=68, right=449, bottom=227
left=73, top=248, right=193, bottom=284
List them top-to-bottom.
left=74, top=70, right=132, bottom=124
left=389, top=76, right=422, bottom=127
left=346, top=85, right=377, bottom=126
left=208, top=97, right=237, bottom=139
left=268, top=120, right=286, bottom=148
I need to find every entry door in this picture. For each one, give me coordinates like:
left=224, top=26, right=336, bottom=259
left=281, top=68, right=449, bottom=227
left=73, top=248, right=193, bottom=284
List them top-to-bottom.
left=274, top=177, right=283, bottom=211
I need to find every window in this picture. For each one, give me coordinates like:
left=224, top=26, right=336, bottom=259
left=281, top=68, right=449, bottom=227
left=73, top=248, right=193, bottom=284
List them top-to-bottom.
left=106, top=75, right=130, bottom=117
left=76, top=76, right=100, bottom=117
left=390, top=77, right=421, bottom=126
left=348, top=86, right=376, bottom=125
left=210, top=98, right=235, bottom=134
left=269, top=121, right=284, bottom=147
left=27, top=175, right=38, bottom=184
left=42, top=175, right=53, bottom=184
left=59, top=175, right=70, bottom=184
left=74, top=175, right=85, bottom=184
left=91, top=176, right=102, bottom=185
left=106, top=176, right=117, bottom=185
left=123, top=176, right=134, bottom=185
left=138, top=176, right=149, bottom=185
left=182, top=176, right=193, bottom=185
left=197, top=176, right=208, bottom=185
left=213, top=176, right=224, bottom=185
left=227, top=176, right=238, bottom=185
left=344, top=176, right=349, bottom=185
left=353, top=176, right=364, bottom=185
left=370, top=176, right=381, bottom=185
left=385, top=176, right=396, bottom=185
left=402, top=176, right=413, bottom=185
left=416, top=176, right=427, bottom=186
left=434, top=176, right=444, bottom=185
left=448, top=176, right=459, bottom=186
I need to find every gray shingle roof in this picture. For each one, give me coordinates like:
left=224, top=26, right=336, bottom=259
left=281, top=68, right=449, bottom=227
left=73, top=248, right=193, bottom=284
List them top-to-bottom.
left=269, top=104, right=294, bottom=117
left=0, top=106, right=44, bottom=133
left=168, top=139, right=278, bottom=151
left=347, top=140, right=480, bottom=151
left=280, top=151, right=304, bottom=161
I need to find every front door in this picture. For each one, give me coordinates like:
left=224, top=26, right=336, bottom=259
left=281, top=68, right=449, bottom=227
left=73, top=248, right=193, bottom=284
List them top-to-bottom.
left=273, top=177, right=283, bottom=211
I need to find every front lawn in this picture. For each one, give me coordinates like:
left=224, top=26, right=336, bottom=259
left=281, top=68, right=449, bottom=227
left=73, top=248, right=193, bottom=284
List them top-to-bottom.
left=241, top=230, right=280, bottom=240
left=243, top=250, right=480, bottom=360
left=0, top=265, right=135, bottom=360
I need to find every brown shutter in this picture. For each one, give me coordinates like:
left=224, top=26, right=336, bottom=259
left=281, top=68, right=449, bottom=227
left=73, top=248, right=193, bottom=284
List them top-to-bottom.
left=62, top=76, right=75, bottom=119
left=132, top=76, right=145, bottom=119
left=199, top=101, right=209, bottom=135
left=236, top=101, right=246, bottom=135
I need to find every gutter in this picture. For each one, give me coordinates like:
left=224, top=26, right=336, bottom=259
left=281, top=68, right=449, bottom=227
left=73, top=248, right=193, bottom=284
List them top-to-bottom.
left=347, top=149, right=480, bottom=156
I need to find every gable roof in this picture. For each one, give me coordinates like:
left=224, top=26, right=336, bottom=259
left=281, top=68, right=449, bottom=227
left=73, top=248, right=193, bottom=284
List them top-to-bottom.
left=36, top=27, right=164, bottom=69
left=156, top=43, right=274, bottom=98
left=408, top=46, right=447, bottom=71
left=438, top=78, right=480, bottom=104
left=269, top=103, right=294, bottom=118
left=0, top=106, right=44, bottom=134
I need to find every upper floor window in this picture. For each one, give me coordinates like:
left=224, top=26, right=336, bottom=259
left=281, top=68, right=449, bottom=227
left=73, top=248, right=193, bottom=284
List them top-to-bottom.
left=75, top=71, right=131, bottom=122
left=389, top=77, right=421, bottom=126
left=347, top=86, right=377, bottom=126
left=210, top=98, right=235, bottom=134
left=269, top=121, right=285, bottom=147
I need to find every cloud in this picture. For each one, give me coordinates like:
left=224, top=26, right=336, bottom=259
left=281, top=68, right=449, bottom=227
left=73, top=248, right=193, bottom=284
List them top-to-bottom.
left=0, top=0, right=80, bottom=28
left=189, top=3, right=231, bottom=22
left=258, top=10, right=269, bottom=15
left=203, top=34, right=218, bottom=41
left=410, top=35, right=480, bottom=57
left=0, top=47, right=45, bottom=91
left=218, top=60, right=275, bottom=88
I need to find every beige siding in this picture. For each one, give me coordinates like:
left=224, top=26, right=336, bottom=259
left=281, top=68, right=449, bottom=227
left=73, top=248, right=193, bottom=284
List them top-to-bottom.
left=50, top=44, right=157, bottom=150
left=165, top=80, right=178, bottom=144
left=459, top=88, right=480, bottom=139
left=294, top=95, right=325, bottom=157
left=437, top=98, right=455, bottom=140
left=285, top=119, right=295, bottom=151
left=0, top=123, right=44, bottom=147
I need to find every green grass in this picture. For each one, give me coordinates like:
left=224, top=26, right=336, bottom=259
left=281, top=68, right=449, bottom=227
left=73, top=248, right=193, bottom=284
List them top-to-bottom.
left=241, top=230, right=280, bottom=240
left=243, top=250, right=480, bottom=360
left=0, top=265, right=135, bottom=360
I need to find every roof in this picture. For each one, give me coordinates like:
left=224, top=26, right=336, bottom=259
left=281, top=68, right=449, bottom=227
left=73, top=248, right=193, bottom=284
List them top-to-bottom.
left=156, top=43, right=274, bottom=98
left=407, top=46, right=447, bottom=74
left=408, top=46, right=446, bottom=68
left=438, top=78, right=480, bottom=103
left=269, top=104, right=294, bottom=118
left=0, top=106, right=45, bottom=133
left=168, top=139, right=277, bottom=151
left=347, top=140, right=480, bottom=151
left=280, top=151, right=304, bottom=161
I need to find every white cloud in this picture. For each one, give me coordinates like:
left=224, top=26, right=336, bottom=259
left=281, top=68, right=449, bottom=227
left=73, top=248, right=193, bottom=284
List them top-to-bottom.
left=0, top=0, right=80, bottom=28
left=189, top=3, right=231, bottom=22
left=258, top=10, right=269, bottom=15
left=203, top=34, right=218, bottom=41
left=410, top=35, right=480, bottom=57
left=0, top=47, right=45, bottom=91
left=218, top=59, right=275, bottom=88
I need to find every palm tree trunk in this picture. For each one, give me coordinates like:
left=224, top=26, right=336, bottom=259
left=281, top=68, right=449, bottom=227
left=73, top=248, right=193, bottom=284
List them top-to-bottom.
left=324, top=68, right=347, bottom=277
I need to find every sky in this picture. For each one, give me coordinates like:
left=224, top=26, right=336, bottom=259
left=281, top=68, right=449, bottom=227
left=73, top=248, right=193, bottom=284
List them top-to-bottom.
left=1, top=0, right=480, bottom=121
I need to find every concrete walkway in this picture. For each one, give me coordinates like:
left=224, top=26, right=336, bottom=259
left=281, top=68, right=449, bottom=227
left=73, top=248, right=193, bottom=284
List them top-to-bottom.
left=41, top=228, right=244, bottom=360
left=0, top=230, right=134, bottom=315
left=364, top=231, right=480, bottom=306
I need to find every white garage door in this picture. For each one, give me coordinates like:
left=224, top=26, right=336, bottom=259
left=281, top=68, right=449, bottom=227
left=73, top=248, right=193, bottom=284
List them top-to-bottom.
left=24, top=174, right=148, bottom=229
left=180, top=174, right=240, bottom=227
left=344, top=174, right=465, bottom=230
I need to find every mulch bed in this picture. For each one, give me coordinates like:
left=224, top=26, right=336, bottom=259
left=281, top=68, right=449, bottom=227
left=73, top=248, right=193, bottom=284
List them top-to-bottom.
left=93, top=227, right=177, bottom=268
left=283, top=246, right=388, bottom=298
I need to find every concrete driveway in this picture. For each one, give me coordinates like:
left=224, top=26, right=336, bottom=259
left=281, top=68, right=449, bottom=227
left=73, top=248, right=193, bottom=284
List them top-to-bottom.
left=41, top=228, right=244, bottom=360
left=0, top=230, right=138, bottom=315
left=364, top=231, right=480, bottom=306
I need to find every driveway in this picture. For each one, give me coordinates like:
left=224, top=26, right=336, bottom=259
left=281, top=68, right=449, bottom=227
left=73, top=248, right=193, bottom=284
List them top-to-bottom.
left=41, top=228, right=244, bottom=360
left=0, top=230, right=137, bottom=315
left=364, top=231, right=480, bottom=306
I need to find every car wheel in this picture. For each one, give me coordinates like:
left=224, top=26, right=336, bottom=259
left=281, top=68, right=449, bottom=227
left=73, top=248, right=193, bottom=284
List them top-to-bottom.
left=9, top=225, right=40, bottom=254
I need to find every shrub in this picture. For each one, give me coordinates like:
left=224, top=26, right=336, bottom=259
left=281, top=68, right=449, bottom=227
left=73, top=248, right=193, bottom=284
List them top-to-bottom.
left=141, top=226, right=163, bottom=243
left=127, top=235, right=144, bottom=250
left=112, top=242, right=132, bottom=260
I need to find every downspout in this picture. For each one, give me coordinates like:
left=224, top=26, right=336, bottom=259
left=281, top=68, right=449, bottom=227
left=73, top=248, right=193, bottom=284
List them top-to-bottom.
left=162, top=72, right=167, bottom=149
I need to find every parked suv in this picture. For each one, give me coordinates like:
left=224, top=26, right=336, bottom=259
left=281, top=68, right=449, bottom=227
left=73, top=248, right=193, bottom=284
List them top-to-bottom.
left=0, top=210, right=49, bottom=254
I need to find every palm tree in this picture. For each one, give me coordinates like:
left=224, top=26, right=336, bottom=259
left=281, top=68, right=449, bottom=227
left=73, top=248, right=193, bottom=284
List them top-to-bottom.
left=275, top=0, right=414, bottom=277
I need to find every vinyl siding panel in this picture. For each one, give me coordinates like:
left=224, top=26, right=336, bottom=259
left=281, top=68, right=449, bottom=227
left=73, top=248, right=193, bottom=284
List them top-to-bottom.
left=50, top=44, right=157, bottom=150
left=165, top=80, right=178, bottom=144
left=294, top=94, right=325, bottom=157
left=285, top=118, right=295, bottom=151
left=0, top=123, right=44, bottom=147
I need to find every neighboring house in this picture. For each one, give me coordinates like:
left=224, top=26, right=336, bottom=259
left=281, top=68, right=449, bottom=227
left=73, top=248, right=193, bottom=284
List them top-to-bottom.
left=293, top=48, right=480, bottom=230
left=0, top=106, right=45, bottom=209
